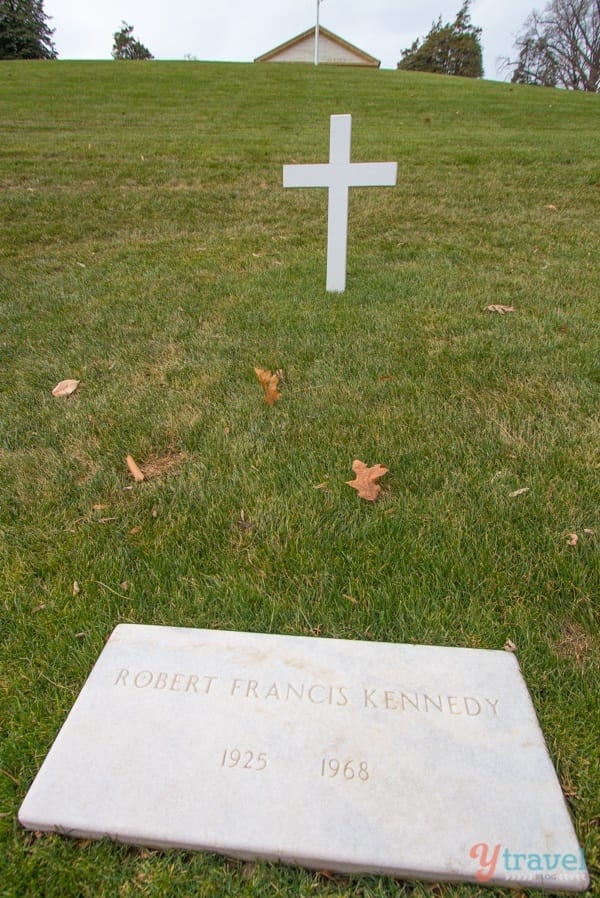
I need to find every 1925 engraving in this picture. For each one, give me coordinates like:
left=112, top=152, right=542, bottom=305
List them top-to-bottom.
left=221, top=748, right=267, bottom=771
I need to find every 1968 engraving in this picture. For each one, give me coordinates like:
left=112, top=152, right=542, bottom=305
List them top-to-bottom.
left=321, top=757, right=370, bottom=782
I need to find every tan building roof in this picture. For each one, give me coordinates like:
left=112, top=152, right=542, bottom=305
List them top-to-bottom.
left=254, top=26, right=380, bottom=68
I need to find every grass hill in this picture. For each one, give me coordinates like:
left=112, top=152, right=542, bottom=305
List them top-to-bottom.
left=1, top=61, right=598, bottom=897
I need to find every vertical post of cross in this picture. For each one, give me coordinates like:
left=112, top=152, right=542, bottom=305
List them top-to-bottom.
left=326, top=114, right=351, bottom=291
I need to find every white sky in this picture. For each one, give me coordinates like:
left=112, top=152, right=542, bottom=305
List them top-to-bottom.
left=44, top=0, right=532, bottom=80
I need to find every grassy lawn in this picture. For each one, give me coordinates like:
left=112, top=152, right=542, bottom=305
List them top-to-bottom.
left=0, top=59, right=598, bottom=897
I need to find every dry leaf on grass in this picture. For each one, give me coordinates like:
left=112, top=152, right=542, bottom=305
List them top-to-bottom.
left=485, top=305, right=516, bottom=314
left=254, top=367, right=282, bottom=405
left=52, top=379, right=79, bottom=397
left=126, top=455, right=145, bottom=482
left=346, top=459, right=389, bottom=502
left=509, top=487, right=529, bottom=498
left=237, top=509, right=254, bottom=531
left=566, top=533, right=579, bottom=547
left=504, top=638, right=517, bottom=652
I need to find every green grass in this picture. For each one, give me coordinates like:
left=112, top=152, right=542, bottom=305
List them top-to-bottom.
left=0, top=60, right=599, bottom=897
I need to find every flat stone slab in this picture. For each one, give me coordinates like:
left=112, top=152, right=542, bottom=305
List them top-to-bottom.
left=19, top=625, right=588, bottom=891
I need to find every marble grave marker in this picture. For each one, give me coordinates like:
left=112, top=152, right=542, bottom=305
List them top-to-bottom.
left=283, top=114, right=397, bottom=292
left=19, top=625, right=589, bottom=891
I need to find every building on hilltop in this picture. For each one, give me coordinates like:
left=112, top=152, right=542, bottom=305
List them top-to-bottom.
left=254, top=26, right=380, bottom=68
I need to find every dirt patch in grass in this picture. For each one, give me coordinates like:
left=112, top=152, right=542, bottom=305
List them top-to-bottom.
left=138, top=449, right=188, bottom=480
left=554, top=621, right=596, bottom=668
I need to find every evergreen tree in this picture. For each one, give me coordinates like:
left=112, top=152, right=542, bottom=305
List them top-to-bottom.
left=0, top=0, right=56, bottom=59
left=398, top=2, right=483, bottom=78
left=112, top=22, right=153, bottom=60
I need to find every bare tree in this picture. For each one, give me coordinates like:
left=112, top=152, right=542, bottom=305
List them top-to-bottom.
left=507, top=0, right=599, bottom=91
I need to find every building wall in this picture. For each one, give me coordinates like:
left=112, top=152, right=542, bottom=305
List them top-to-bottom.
left=269, top=32, right=375, bottom=66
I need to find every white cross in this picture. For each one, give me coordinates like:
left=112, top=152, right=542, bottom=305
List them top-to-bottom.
left=283, top=114, right=397, bottom=292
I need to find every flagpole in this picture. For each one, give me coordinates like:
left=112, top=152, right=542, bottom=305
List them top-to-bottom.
left=315, top=0, right=321, bottom=66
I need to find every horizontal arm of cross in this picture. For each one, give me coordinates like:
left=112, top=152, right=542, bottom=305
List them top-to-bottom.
left=283, top=161, right=397, bottom=190
left=347, top=162, right=397, bottom=187
left=283, top=164, right=333, bottom=188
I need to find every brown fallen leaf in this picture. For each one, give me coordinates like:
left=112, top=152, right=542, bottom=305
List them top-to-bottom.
left=485, top=305, right=516, bottom=314
left=254, top=367, right=282, bottom=406
left=52, top=379, right=79, bottom=397
left=126, top=455, right=145, bottom=482
left=346, top=459, right=389, bottom=502
left=509, top=487, right=529, bottom=498
left=237, top=509, right=254, bottom=531
left=566, top=533, right=579, bottom=547
left=72, top=581, right=81, bottom=596
left=504, top=638, right=517, bottom=653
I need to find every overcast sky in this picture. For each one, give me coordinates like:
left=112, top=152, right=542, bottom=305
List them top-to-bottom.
left=44, top=0, right=533, bottom=80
